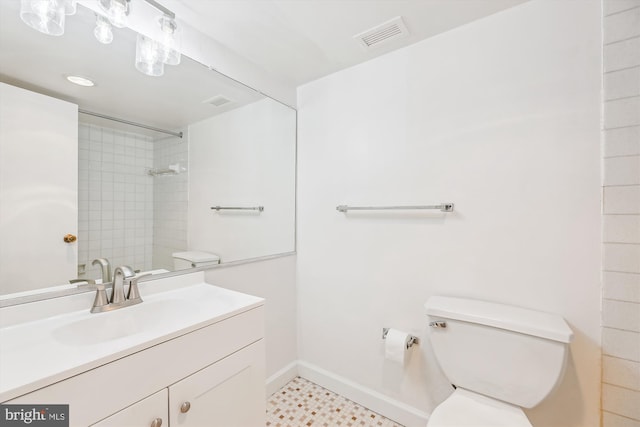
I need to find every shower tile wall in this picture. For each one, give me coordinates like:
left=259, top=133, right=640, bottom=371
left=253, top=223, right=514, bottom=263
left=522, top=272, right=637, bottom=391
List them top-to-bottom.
left=602, top=2, right=640, bottom=426
left=78, top=123, right=154, bottom=279
left=152, top=133, right=188, bottom=270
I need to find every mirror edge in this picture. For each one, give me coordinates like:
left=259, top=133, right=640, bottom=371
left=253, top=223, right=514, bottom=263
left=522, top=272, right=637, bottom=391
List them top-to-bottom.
left=0, top=251, right=296, bottom=308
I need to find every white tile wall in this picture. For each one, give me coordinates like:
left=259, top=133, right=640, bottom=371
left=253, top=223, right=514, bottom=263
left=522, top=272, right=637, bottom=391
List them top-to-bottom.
left=605, top=0, right=640, bottom=16
left=602, top=3, right=640, bottom=425
left=78, top=123, right=154, bottom=279
left=604, top=126, right=640, bottom=157
left=151, top=132, right=188, bottom=270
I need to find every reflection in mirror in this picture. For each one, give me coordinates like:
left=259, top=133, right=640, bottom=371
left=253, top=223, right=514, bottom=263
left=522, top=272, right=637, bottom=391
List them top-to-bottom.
left=0, top=1, right=296, bottom=301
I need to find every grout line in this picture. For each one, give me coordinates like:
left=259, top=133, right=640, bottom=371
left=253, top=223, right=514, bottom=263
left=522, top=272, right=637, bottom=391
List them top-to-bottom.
left=605, top=5, right=640, bottom=18
left=604, top=34, right=640, bottom=47
left=605, top=65, right=640, bottom=75
left=605, top=94, right=640, bottom=103
left=603, top=124, right=640, bottom=131
left=603, top=154, right=640, bottom=159
left=602, top=183, right=640, bottom=188
left=602, top=242, right=640, bottom=245
left=602, top=270, right=640, bottom=275
left=603, top=297, right=640, bottom=304
left=603, top=325, right=640, bottom=334
left=602, top=382, right=640, bottom=393
left=602, top=410, right=640, bottom=423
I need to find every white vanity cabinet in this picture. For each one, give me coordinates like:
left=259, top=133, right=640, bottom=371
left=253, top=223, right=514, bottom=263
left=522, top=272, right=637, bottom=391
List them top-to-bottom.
left=5, top=302, right=265, bottom=427
left=169, top=341, right=265, bottom=427
left=92, top=390, right=168, bottom=427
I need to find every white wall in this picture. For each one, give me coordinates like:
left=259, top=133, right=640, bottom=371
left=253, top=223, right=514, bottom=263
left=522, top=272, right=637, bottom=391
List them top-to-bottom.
left=296, top=1, right=602, bottom=426
left=602, top=1, right=640, bottom=426
left=188, top=99, right=296, bottom=263
left=204, top=255, right=297, bottom=385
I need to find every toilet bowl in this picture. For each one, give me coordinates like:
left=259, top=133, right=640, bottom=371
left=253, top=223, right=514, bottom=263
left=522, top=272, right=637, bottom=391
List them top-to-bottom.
left=172, top=251, right=220, bottom=270
left=424, top=296, right=573, bottom=427
left=428, top=388, right=531, bottom=427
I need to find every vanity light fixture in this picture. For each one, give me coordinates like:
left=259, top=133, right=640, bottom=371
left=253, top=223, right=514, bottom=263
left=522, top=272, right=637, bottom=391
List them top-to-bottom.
left=19, top=0, right=182, bottom=78
left=20, top=0, right=66, bottom=36
left=97, top=0, right=130, bottom=29
left=94, top=14, right=113, bottom=44
left=157, top=14, right=181, bottom=66
left=135, top=33, right=165, bottom=77
left=66, top=75, right=95, bottom=87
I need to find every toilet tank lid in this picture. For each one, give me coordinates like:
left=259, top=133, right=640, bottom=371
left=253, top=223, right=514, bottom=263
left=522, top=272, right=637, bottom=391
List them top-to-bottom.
left=172, top=251, right=220, bottom=263
left=425, top=296, right=573, bottom=343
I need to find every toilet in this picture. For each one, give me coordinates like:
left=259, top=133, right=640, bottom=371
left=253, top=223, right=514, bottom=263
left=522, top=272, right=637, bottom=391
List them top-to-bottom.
left=172, top=251, right=221, bottom=270
left=424, top=296, right=573, bottom=427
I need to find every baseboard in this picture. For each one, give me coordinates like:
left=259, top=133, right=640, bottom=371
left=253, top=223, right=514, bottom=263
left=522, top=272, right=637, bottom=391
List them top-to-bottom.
left=266, top=361, right=299, bottom=396
left=297, top=361, right=429, bottom=427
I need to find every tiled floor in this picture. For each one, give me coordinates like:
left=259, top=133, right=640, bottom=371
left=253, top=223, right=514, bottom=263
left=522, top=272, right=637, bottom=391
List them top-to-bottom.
left=266, top=377, right=404, bottom=427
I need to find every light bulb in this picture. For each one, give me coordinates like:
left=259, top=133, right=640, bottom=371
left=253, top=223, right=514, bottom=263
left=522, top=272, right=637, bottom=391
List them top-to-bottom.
left=20, top=0, right=66, bottom=36
left=98, top=0, right=129, bottom=29
left=94, top=15, right=113, bottom=44
left=158, top=15, right=181, bottom=65
left=135, top=34, right=164, bottom=76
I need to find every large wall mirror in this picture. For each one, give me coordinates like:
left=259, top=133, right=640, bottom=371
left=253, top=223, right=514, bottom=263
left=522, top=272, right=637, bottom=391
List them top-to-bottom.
left=0, top=1, right=296, bottom=303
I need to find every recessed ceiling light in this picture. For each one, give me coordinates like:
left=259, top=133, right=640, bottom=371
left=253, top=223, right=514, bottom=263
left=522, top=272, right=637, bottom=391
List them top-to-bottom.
left=66, top=75, right=95, bottom=87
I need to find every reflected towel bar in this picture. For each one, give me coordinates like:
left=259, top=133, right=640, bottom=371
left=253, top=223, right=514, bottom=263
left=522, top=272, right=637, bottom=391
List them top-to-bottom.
left=336, top=203, right=454, bottom=213
left=211, top=206, right=264, bottom=212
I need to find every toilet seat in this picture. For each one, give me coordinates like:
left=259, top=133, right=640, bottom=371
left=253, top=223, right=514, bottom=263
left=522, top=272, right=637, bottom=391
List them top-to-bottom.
left=427, top=388, right=532, bottom=427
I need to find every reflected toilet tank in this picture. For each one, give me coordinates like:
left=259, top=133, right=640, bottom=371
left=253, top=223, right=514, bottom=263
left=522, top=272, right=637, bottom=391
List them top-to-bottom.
left=172, top=251, right=221, bottom=270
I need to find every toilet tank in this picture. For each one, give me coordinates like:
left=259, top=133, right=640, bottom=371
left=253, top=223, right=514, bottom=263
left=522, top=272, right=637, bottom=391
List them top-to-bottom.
left=425, top=296, right=573, bottom=408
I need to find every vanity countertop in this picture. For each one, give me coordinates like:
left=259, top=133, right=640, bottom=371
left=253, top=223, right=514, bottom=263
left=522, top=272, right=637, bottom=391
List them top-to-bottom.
left=0, top=272, right=264, bottom=402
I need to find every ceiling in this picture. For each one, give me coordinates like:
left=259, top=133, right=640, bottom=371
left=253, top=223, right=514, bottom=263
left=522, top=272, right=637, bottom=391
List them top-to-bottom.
left=0, top=0, right=529, bottom=130
left=165, top=0, right=529, bottom=86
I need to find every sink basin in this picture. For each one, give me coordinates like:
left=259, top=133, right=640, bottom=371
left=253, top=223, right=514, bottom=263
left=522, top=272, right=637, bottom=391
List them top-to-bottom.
left=0, top=272, right=264, bottom=403
left=52, top=299, right=198, bottom=346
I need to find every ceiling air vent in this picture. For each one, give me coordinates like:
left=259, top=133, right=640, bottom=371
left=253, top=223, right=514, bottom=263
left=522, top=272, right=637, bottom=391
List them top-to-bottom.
left=354, top=16, right=409, bottom=50
left=203, top=95, right=232, bottom=107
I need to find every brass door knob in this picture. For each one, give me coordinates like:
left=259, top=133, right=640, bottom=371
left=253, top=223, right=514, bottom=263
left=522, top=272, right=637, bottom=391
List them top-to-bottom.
left=63, top=234, right=77, bottom=243
left=180, top=401, right=191, bottom=413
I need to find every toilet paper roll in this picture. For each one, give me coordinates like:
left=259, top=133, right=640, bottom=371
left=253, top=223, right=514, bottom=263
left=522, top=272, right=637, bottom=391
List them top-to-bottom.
left=385, top=329, right=410, bottom=365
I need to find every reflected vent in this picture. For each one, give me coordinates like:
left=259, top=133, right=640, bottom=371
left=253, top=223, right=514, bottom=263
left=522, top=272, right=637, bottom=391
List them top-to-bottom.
left=354, top=16, right=409, bottom=50
left=203, top=95, right=232, bottom=107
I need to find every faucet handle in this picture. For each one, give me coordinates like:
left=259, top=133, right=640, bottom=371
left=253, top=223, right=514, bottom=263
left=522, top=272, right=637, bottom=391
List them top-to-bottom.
left=126, top=273, right=151, bottom=303
left=90, top=283, right=109, bottom=313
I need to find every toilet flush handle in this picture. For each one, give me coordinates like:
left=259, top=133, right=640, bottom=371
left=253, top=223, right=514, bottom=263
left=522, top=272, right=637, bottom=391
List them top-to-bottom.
left=429, top=321, right=447, bottom=328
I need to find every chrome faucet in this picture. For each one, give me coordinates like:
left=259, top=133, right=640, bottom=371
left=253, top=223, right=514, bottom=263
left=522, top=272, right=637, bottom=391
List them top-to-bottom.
left=92, top=258, right=112, bottom=284
left=90, top=265, right=148, bottom=313
left=111, top=265, right=135, bottom=304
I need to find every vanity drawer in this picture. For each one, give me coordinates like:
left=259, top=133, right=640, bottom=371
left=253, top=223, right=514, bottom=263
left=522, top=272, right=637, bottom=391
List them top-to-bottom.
left=7, top=306, right=264, bottom=427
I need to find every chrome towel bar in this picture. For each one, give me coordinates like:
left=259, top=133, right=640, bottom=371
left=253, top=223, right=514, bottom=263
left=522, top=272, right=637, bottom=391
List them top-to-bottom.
left=336, top=203, right=454, bottom=213
left=211, top=206, right=264, bottom=212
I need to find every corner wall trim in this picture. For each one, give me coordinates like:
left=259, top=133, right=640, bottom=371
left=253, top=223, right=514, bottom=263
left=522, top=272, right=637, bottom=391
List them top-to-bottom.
left=266, top=361, right=299, bottom=397
left=296, top=361, right=429, bottom=427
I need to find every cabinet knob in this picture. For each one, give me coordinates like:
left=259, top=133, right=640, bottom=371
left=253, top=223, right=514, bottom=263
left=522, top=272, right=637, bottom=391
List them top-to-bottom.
left=63, top=234, right=77, bottom=243
left=180, top=401, right=191, bottom=413
left=150, top=418, right=162, bottom=427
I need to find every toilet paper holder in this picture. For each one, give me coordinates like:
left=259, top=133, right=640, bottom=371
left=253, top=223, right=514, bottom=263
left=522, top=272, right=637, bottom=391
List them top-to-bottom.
left=382, top=328, right=419, bottom=349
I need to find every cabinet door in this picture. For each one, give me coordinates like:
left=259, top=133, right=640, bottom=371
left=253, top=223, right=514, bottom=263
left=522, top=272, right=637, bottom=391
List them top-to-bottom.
left=169, top=340, right=265, bottom=427
left=91, top=389, right=167, bottom=427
